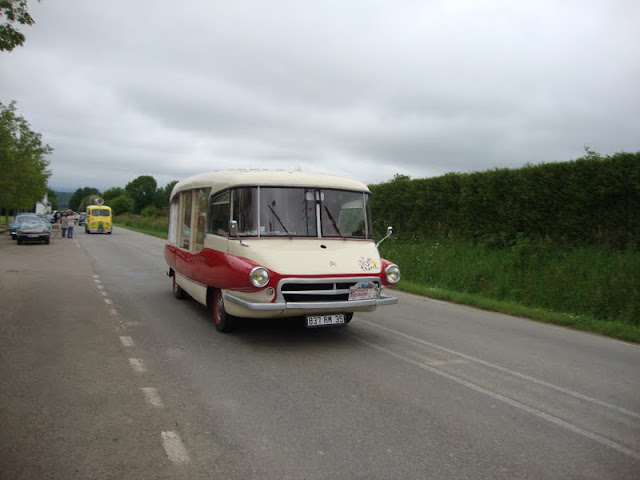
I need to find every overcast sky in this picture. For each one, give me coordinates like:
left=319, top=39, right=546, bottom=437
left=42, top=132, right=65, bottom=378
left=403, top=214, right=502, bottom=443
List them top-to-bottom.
left=2, top=0, right=639, bottom=192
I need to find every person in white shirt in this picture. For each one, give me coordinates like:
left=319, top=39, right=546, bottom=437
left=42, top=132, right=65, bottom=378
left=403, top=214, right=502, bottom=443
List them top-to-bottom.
left=66, top=213, right=76, bottom=238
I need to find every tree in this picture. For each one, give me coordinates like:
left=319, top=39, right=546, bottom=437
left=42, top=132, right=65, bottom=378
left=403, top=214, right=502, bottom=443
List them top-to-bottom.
left=0, top=0, right=39, bottom=52
left=0, top=101, right=52, bottom=212
left=125, top=175, right=157, bottom=213
left=164, top=180, right=179, bottom=201
left=69, top=186, right=100, bottom=212
left=102, top=187, right=125, bottom=203
left=78, top=194, right=103, bottom=212
left=111, top=194, right=134, bottom=215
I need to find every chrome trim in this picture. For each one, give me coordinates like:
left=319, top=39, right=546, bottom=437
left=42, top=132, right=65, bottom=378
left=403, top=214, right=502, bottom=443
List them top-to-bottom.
left=223, top=276, right=398, bottom=311
left=224, top=292, right=398, bottom=311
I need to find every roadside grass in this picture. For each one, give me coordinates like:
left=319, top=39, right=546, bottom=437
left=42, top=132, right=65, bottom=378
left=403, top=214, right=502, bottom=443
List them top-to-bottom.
left=115, top=213, right=640, bottom=343
left=114, top=214, right=167, bottom=239
left=381, top=239, right=640, bottom=343
left=393, top=281, right=640, bottom=343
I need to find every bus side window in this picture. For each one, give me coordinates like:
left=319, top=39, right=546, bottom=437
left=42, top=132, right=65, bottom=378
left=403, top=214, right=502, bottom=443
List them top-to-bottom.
left=194, top=188, right=210, bottom=251
left=180, top=191, right=192, bottom=249
left=209, top=191, right=230, bottom=236
left=168, top=197, right=179, bottom=245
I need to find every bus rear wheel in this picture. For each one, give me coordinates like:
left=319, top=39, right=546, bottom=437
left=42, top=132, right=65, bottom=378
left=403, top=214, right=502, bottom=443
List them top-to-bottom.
left=172, top=275, right=188, bottom=300
left=211, top=289, right=235, bottom=332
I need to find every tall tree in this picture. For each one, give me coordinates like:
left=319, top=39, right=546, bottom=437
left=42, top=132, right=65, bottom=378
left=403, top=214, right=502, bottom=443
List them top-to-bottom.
left=0, top=0, right=39, bottom=52
left=0, top=101, right=52, bottom=211
left=125, top=175, right=157, bottom=213
left=69, top=186, right=100, bottom=211
left=102, top=186, right=125, bottom=203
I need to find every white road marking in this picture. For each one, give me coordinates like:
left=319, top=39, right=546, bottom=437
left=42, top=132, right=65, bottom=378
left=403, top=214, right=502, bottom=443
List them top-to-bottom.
left=104, top=299, right=112, bottom=305
left=110, top=308, right=118, bottom=316
left=361, top=320, right=640, bottom=420
left=120, top=336, right=134, bottom=347
left=356, top=336, right=640, bottom=462
left=128, top=358, right=145, bottom=373
left=142, top=387, right=164, bottom=408
left=161, top=431, right=190, bottom=464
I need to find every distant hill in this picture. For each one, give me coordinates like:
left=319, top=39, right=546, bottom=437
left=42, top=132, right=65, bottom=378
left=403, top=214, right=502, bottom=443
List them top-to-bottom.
left=54, top=191, right=72, bottom=209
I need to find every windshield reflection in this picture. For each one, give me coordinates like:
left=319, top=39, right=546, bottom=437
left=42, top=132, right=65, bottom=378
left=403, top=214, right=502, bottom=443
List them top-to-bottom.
left=231, top=187, right=370, bottom=239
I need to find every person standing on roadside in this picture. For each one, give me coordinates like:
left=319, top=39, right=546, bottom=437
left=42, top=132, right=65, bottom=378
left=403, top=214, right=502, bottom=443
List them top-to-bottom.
left=66, top=212, right=76, bottom=239
left=60, top=214, right=69, bottom=238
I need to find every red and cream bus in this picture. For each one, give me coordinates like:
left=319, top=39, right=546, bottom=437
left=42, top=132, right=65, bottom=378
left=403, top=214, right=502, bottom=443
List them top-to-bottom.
left=164, top=169, right=400, bottom=332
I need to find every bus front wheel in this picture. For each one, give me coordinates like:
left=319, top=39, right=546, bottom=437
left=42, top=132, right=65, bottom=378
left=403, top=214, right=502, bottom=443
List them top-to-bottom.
left=211, top=289, right=235, bottom=333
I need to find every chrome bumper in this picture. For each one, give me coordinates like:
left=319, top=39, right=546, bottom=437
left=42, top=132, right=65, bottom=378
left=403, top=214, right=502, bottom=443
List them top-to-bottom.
left=224, top=292, right=398, bottom=312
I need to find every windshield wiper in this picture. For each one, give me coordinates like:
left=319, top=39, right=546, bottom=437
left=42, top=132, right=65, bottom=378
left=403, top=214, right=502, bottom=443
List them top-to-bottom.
left=268, top=204, right=291, bottom=237
left=323, top=206, right=343, bottom=237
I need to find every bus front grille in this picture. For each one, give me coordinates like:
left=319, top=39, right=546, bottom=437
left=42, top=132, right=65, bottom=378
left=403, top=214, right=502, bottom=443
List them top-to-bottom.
left=279, top=278, right=380, bottom=304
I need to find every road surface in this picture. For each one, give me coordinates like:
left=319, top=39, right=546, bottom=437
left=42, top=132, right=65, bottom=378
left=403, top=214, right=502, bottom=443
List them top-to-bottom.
left=1, top=227, right=638, bottom=479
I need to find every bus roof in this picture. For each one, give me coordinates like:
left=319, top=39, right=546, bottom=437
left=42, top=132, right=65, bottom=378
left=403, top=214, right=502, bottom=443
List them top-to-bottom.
left=170, top=169, right=370, bottom=201
left=86, top=205, right=112, bottom=210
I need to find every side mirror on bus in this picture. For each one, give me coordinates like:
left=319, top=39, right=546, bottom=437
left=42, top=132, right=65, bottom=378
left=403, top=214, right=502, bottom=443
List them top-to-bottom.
left=229, top=220, right=249, bottom=247
left=229, top=220, right=238, bottom=236
left=376, top=226, right=393, bottom=248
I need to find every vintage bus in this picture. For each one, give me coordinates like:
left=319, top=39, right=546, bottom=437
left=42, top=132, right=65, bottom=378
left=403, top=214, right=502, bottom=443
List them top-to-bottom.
left=164, top=170, right=400, bottom=332
left=85, top=203, right=113, bottom=234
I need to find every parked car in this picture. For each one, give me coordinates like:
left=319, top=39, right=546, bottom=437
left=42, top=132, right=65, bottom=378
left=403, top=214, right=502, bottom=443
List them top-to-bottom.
left=9, top=213, right=39, bottom=240
left=16, top=218, right=51, bottom=245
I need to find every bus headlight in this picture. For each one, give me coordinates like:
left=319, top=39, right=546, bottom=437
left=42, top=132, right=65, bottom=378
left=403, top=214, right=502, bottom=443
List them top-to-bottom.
left=385, top=264, right=401, bottom=284
left=250, top=266, right=270, bottom=288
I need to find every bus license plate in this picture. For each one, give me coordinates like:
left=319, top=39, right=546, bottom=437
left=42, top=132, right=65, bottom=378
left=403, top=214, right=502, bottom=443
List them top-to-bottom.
left=306, top=314, right=345, bottom=328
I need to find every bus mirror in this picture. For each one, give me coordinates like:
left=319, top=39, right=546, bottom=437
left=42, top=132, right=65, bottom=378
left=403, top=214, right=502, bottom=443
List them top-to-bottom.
left=229, top=220, right=249, bottom=247
left=376, top=226, right=394, bottom=248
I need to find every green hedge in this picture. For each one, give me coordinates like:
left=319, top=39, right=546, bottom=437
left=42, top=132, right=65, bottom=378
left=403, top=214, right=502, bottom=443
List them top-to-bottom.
left=370, top=151, right=640, bottom=249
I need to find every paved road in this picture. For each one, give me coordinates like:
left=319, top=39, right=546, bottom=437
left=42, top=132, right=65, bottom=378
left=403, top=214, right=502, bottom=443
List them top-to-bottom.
left=1, top=227, right=639, bottom=479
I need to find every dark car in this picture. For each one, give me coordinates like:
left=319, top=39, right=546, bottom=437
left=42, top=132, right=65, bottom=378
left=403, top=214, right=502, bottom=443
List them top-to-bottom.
left=77, top=212, right=86, bottom=226
left=9, top=213, right=40, bottom=240
left=16, top=218, right=51, bottom=245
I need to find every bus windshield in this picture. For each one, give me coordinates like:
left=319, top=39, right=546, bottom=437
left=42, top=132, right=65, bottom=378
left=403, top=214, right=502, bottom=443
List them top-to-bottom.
left=231, top=187, right=371, bottom=239
left=89, top=208, right=111, bottom=216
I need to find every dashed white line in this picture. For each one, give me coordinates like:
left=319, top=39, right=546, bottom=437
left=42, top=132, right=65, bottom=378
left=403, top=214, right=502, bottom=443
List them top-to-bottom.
left=104, top=299, right=113, bottom=305
left=120, top=336, right=134, bottom=347
left=128, top=358, right=146, bottom=373
left=142, top=387, right=164, bottom=408
left=161, top=431, right=190, bottom=464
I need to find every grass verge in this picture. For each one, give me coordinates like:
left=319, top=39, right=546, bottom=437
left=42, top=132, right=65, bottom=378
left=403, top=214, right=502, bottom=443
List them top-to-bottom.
left=392, top=279, right=640, bottom=344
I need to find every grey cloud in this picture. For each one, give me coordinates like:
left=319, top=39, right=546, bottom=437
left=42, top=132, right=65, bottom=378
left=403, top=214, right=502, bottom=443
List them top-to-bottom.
left=1, top=0, right=638, bottom=191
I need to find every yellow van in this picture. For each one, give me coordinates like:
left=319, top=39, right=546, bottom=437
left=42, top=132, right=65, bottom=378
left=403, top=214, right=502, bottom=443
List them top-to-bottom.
left=85, top=205, right=113, bottom=234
